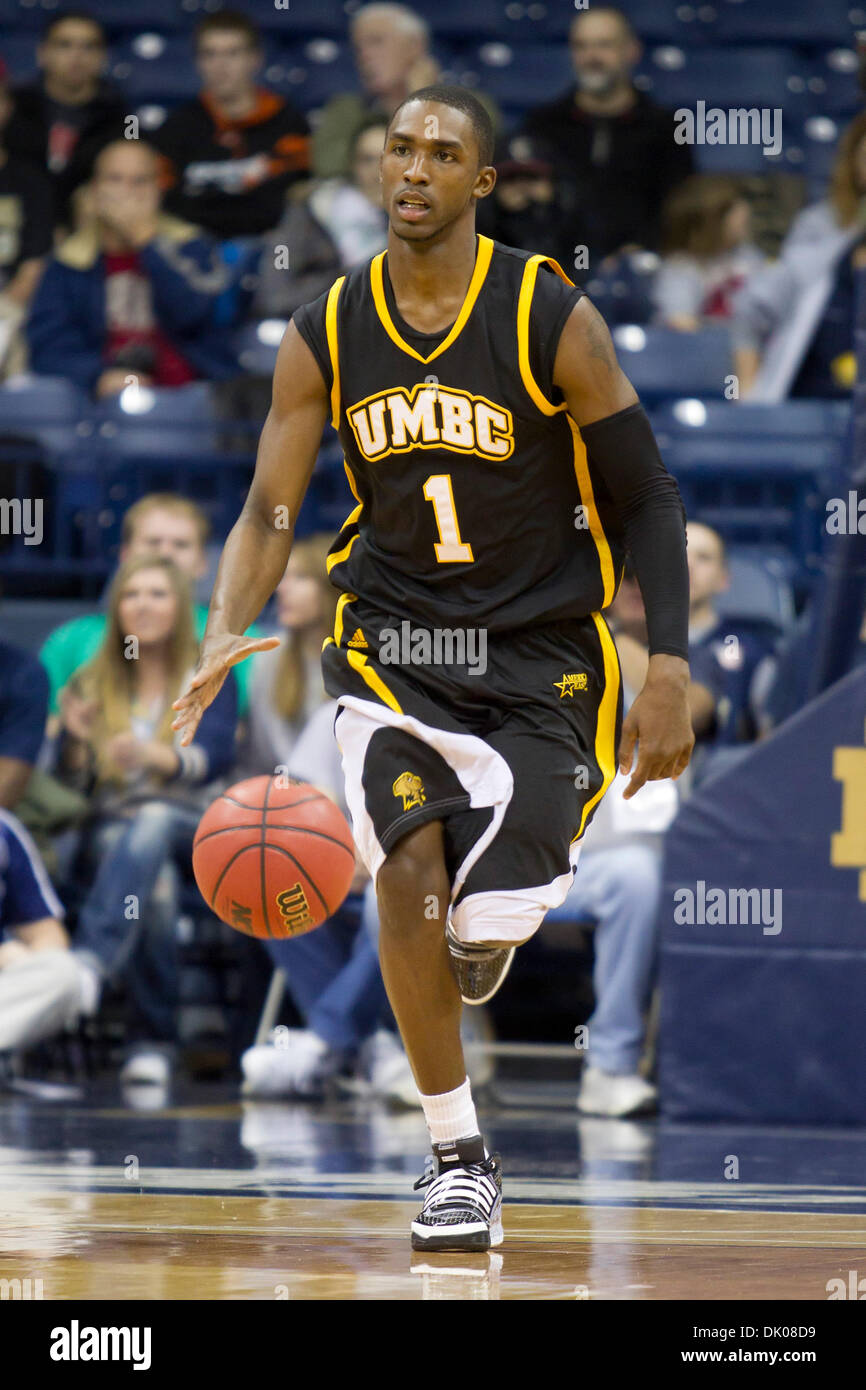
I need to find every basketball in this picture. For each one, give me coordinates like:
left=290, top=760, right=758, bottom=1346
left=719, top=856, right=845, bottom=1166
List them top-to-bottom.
left=192, top=774, right=356, bottom=939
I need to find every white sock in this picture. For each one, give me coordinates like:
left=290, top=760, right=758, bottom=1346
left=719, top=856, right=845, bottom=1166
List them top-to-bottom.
left=420, top=1076, right=479, bottom=1146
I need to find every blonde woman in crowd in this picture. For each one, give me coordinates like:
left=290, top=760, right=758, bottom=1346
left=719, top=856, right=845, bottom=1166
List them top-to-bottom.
left=55, top=553, right=246, bottom=1085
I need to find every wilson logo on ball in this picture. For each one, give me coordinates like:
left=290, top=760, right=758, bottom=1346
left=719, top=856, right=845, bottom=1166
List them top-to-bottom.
left=193, top=775, right=356, bottom=940
left=276, top=883, right=313, bottom=932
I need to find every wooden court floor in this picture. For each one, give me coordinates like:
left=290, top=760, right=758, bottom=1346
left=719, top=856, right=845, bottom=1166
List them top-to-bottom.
left=2, top=1084, right=866, bottom=1300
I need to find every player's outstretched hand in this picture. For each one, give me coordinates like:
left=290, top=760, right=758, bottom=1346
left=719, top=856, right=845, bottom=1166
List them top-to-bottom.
left=171, top=633, right=280, bottom=747
left=618, top=666, right=694, bottom=800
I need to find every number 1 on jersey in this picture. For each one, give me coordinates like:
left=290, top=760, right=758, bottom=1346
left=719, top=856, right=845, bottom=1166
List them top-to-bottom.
left=423, top=474, right=474, bottom=563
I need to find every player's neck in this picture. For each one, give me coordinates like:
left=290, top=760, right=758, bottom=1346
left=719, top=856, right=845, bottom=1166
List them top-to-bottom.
left=385, top=225, right=479, bottom=334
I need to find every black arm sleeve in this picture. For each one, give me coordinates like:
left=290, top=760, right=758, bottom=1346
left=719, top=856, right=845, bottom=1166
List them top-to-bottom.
left=580, top=402, right=689, bottom=661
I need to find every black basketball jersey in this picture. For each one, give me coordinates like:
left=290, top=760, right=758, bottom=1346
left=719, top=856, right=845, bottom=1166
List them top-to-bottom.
left=292, top=234, right=625, bottom=633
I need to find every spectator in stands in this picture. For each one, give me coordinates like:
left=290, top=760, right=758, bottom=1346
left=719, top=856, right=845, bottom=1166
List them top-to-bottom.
left=312, top=4, right=499, bottom=180
left=521, top=6, right=693, bottom=276
left=5, top=10, right=126, bottom=228
left=151, top=10, right=310, bottom=241
left=0, top=60, right=53, bottom=378
left=734, top=111, right=866, bottom=401
left=253, top=119, right=388, bottom=321
left=475, top=137, right=573, bottom=269
left=26, top=139, right=239, bottom=395
left=653, top=176, right=765, bottom=332
left=40, top=494, right=256, bottom=721
left=686, top=522, right=776, bottom=748
left=53, top=554, right=247, bottom=1086
left=543, top=572, right=715, bottom=1117
left=0, top=635, right=49, bottom=809
left=0, top=807, right=94, bottom=1066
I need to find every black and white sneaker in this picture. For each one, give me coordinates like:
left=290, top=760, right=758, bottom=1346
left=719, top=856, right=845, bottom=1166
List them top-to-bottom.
left=446, top=924, right=515, bottom=1005
left=411, top=1134, right=503, bottom=1252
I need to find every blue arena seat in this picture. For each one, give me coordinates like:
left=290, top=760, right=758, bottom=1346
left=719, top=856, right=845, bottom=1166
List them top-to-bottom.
left=1, top=0, right=64, bottom=30
left=68, top=0, right=192, bottom=35
left=243, top=0, right=352, bottom=37
left=421, top=0, right=506, bottom=40
left=535, top=0, right=690, bottom=44
left=694, top=0, right=857, bottom=48
left=0, top=32, right=39, bottom=81
left=110, top=34, right=206, bottom=104
left=266, top=38, right=354, bottom=107
left=458, top=41, right=576, bottom=109
left=635, top=45, right=810, bottom=118
left=807, top=47, right=863, bottom=117
left=791, top=116, right=846, bottom=193
left=692, top=137, right=801, bottom=176
left=586, top=251, right=659, bottom=327
left=236, top=320, right=286, bottom=377
left=612, top=326, right=733, bottom=402
left=0, top=377, right=91, bottom=454
left=93, top=381, right=218, bottom=426
left=92, top=383, right=226, bottom=456
left=651, top=396, right=851, bottom=440
left=665, top=455, right=837, bottom=580
left=714, top=549, right=796, bottom=631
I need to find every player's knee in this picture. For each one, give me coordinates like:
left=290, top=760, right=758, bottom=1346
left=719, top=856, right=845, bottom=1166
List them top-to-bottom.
left=377, top=820, right=448, bottom=926
left=450, top=891, right=547, bottom=948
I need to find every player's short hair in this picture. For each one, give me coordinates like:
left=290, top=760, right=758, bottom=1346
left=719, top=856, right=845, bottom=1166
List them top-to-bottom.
left=41, top=9, right=107, bottom=44
left=194, top=9, right=261, bottom=50
left=389, top=84, right=495, bottom=169
left=122, top=495, right=211, bottom=549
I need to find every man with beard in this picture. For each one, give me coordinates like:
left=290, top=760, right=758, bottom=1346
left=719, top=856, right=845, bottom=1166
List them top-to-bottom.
left=521, top=7, right=693, bottom=278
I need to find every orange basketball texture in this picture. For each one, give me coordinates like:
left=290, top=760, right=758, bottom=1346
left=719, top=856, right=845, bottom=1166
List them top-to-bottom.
left=192, top=775, right=356, bottom=939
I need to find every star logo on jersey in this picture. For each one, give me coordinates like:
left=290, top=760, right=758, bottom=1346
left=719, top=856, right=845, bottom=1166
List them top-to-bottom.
left=347, top=627, right=368, bottom=648
left=554, top=672, right=588, bottom=698
left=831, top=720, right=866, bottom=901
left=393, top=771, right=426, bottom=811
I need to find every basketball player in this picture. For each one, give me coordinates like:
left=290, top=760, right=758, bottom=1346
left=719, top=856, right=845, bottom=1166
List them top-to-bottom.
left=173, top=85, right=694, bottom=1252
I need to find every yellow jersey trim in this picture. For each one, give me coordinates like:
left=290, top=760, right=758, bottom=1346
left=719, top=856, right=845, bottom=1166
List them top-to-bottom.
left=369, top=235, right=494, bottom=364
left=516, top=254, right=575, bottom=415
left=325, top=275, right=346, bottom=429
left=567, top=414, right=616, bottom=608
left=344, top=460, right=361, bottom=502
left=326, top=506, right=363, bottom=574
left=333, top=591, right=357, bottom=647
left=573, top=612, right=620, bottom=841
left=346, top=648, right=403, bottom=713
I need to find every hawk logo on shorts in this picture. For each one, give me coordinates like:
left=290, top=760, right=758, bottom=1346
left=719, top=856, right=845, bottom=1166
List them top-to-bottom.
left=347, top=627, right=368, bottom=648
left=554, top=672, right=588, bottom=698
left=392, top=771, right=426, bottom=811
left=276, top=883, right=313, bottom=933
